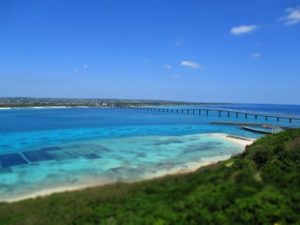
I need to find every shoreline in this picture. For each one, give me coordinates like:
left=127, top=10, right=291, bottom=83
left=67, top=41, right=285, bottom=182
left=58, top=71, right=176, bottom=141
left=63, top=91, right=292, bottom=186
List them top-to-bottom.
left=0, top=106, right=117, bottom=110
left=0, top=106, right=93, bottom=110
left=2, top=133, right=255, bottom=203
left=212, top=133, right=255, bottom=147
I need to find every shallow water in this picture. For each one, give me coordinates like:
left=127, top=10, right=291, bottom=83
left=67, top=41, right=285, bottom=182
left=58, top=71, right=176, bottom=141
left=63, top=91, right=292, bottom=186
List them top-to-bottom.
left=0, top=105, right=299, bottom=201
left=0, top=133, right=242, bottom=201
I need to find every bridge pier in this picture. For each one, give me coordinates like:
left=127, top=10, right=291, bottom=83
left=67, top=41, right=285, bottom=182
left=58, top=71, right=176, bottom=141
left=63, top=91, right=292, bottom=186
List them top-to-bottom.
left=116, top=107, right=299, bottom=124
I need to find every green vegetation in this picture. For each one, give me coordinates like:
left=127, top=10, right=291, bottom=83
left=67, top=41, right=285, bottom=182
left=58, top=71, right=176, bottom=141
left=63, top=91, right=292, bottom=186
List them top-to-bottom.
left=0, top=97, right=231, bottom=108
left=0, top=130, right=300, bottom=225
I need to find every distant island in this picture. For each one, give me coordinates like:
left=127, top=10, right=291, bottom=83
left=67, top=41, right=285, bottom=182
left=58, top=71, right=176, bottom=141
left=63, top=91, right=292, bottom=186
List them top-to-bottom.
left=0, top=97, right=232, bottom=108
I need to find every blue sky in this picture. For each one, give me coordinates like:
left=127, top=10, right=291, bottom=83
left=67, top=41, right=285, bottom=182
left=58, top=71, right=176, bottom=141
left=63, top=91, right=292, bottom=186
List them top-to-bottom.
left=0, top=0, right=300, bottom=104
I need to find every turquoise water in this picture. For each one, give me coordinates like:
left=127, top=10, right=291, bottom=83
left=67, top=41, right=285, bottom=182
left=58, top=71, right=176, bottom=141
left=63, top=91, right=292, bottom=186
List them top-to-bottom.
left=0, top=105, right=299, bottom=201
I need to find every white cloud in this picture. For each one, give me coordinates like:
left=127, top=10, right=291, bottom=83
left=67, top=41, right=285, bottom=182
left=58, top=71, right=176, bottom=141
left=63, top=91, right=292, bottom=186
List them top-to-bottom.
left=281, top=7, right=300, bottom=25
left=230, top=25, right=259, bottom=35
left=174, top=38, right=183, bottom=47
left=252, top=52, right=261, bottom=59
left=181, top=60, right=200, bottom=69
left=74, top=64, right=88, bottom=73
left=162, top=64, right=172, bottom=69
left=172, top=74, right=181, bottom=78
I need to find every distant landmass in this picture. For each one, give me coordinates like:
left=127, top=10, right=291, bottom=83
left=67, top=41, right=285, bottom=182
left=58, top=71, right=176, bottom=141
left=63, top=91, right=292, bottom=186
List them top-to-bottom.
left=0, top=97, right=231, bottom=108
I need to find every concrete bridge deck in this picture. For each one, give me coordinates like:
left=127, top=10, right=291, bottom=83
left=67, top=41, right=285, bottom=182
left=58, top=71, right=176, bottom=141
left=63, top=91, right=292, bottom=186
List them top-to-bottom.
left=114, top=106, right=300, bottom=123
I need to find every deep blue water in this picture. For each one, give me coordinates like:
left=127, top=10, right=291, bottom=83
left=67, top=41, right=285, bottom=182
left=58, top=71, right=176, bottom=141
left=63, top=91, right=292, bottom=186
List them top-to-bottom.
left=0, top=104, right=299, bottom=201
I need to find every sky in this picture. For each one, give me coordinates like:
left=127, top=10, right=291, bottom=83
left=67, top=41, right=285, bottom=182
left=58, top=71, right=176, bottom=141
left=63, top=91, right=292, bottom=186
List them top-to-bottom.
left=0, top=0, right=300, bottom=104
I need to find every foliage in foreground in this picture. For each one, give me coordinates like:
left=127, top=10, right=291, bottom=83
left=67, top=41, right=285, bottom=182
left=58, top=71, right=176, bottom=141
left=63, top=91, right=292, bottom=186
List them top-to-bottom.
left=0, top=129, right=300, bottom=225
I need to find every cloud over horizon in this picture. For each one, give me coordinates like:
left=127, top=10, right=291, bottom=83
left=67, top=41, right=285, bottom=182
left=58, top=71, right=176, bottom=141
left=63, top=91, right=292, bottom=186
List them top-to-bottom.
left=230, top=25, right=259, bottom=35
left=180, top=60, right=200, bottom=69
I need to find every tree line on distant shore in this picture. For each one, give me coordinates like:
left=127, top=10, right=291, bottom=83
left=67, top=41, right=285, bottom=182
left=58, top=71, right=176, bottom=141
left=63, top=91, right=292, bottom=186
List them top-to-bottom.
left=0, top=97, right=232, bottom=108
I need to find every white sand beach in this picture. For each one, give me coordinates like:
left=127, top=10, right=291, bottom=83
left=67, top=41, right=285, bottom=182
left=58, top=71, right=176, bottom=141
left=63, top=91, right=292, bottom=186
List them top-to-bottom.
left=0, top=107, right=12, bottom=110
left=3, top=133, right=256, bottom=203
left=210, top=133, right=255, bottom=147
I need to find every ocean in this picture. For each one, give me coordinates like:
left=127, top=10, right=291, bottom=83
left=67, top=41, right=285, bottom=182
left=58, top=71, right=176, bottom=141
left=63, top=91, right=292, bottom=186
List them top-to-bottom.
left=0, top=104, right=299, bottom=201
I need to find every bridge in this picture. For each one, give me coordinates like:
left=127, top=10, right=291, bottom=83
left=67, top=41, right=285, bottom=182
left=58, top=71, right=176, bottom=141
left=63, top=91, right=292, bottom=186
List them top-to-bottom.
left=114, top=106, right=300, bottom=124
